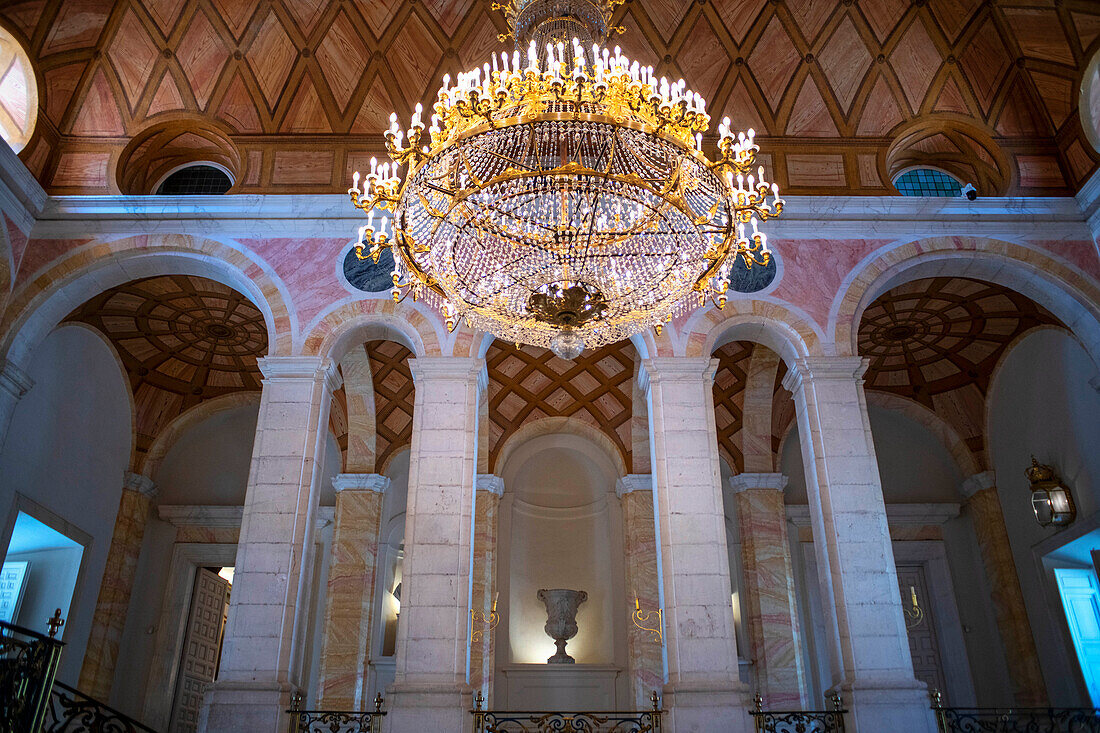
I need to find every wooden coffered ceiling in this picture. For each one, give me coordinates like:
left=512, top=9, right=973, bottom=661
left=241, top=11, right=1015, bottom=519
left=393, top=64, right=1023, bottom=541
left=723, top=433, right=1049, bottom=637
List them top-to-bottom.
left=3, top=0, right=1099, bottom=194
left=66, top=274, right=267, bottom=461
left=859, top=276, right=1060, bottom=464
left=486, top=340, right=635, bottom=473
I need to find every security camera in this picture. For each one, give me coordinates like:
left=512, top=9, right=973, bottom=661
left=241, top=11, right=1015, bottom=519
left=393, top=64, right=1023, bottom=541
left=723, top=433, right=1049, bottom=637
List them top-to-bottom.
left=960, top=183, right=977, bottom=201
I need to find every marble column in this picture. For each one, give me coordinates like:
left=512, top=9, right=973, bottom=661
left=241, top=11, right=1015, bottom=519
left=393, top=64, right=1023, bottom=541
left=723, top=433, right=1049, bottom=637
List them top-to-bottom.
left=201, top=356, right=339, bottom=731
left=387, top=357, right=484, bottom=732
left=642, top=357, right=745, bottom=731
left=783, top=357, right=935, bottom=732
left=0, top=359, right=32, bottom=450
left=78, top=471, right=157, bottom=700
left=961, top=471, right=1046, bottom=705
left=318, top=473, right=390, bottom=709
left=729, top=473, right=806, bottom=709
left=470, top=474, right=503, bottom=703
left=617, top=474, right=664, bottom=709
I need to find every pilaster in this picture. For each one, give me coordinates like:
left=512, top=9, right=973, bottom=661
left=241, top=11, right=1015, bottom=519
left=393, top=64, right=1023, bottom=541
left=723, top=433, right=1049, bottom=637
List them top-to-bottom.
left=201, top=356, right=338, bottom=732
left=783, top=356, right=935, bottom=732
left=387, top=357, right=484, bottom=733
left=642, top=357, right=746, bottom=731
left=78, top=471, right=157, bottom=701
left=960, top=472, right=1046, bottom=705
left=318, top=473, right=390, bottom=709
left=729, top=473, right=806, bottom=709
left=470, top=474, right=504, bottom=702
left=616, top=474, right=664, bottom=709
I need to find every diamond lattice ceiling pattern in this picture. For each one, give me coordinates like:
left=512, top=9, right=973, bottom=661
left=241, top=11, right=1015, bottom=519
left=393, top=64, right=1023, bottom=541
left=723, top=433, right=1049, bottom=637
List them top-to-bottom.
left=3, top=0, right=1098, bottom=194
left=66, top=274, right=267, bottom=459
left=364, top=338, right=414, bottom=472
left=486, top=340, right=635, bottom=473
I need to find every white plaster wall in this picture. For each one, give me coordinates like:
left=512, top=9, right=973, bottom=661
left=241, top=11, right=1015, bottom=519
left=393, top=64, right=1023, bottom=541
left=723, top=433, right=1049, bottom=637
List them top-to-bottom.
left=0, top=324, right=131, bottom=685
left=988, top=328, right=1100, bottom=705
left=154, top=403, right=259, bottom=505
left=498, top=434, right=625, bottom=669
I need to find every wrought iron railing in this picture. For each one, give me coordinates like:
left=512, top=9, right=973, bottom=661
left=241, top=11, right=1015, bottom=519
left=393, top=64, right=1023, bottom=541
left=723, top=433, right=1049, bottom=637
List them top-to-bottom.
left=0, top=615, right=65, bottom=733
left=42, top=680, right=159, bottom=732
left=930, top=690, right=1100, bottom=733
left=471, top=691, right=664, bottom=733
left=287, top=693, right=387, bottom=733
left=748, top=693, right=847, bottom=733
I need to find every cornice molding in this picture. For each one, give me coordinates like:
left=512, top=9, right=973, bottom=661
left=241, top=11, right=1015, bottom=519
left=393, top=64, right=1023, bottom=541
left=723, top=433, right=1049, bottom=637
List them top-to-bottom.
left=0, top=142, right=46, bottom=234
left=258, top=356, right=339, bottom=390
left=782, top=356, right=867, bottom=393
left=0, top=360, right=33, bottom=399
left=123, top=471, right=157, bottom=497
left=960, top=471, right=997, bottom=498
left=729, top=473, right=789, bottom=493
left=477, top=474, right=505, bottom=496
left=615, top=474, right=652, bottom=499
left=786, top=502, right=961, bottom=528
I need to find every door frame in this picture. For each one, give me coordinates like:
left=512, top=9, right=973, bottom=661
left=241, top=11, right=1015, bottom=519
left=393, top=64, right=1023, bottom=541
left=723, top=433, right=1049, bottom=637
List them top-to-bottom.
left=142, top=543, right=236, bottom=730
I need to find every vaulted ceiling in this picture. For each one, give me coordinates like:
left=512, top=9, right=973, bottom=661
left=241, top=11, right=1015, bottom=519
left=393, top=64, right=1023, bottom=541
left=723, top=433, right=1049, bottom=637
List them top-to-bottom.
left=3, top=0, right=1098, bottom=195
left=66, top=274, right=267, bottom=462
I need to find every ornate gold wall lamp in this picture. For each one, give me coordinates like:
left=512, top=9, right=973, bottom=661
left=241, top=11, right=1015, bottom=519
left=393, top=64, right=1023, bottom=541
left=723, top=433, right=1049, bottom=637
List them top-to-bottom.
left=471, top=593, right=500, bottom=644
left=631, top=594, right=663, bottom=644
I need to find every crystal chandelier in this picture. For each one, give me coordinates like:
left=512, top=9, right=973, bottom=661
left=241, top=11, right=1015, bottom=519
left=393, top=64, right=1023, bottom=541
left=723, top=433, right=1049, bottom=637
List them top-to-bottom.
left=348, top=0, right=783, bottom=358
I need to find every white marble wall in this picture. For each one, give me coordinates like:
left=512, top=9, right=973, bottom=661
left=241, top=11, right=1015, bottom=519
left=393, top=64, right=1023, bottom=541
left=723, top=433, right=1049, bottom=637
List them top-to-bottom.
left=201, top=356, right=338, bottom=732
left=386, top=357, right=484, bottom=733
left=642, top=357, right=746, bottom=733
left=783, top=357, right=936, bottom=732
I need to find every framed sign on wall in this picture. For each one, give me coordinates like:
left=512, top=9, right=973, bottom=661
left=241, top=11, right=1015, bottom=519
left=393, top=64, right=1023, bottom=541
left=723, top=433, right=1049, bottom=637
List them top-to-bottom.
left=0, top=560, right=29, bottom=624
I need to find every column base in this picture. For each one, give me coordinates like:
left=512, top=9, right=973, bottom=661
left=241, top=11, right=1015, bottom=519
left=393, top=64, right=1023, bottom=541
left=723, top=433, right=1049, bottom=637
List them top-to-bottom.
left=837, top=677, right=937, bottom=733
left=199, top=679, right=294, bottom=733
left=663, top=680, right=749, bottom=733
left=385, top=681, right=473, bottom=733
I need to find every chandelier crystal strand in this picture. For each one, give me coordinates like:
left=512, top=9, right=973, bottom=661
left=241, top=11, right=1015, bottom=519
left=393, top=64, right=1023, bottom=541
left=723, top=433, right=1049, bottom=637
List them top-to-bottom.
left=347, top=0, right=783, bottom=358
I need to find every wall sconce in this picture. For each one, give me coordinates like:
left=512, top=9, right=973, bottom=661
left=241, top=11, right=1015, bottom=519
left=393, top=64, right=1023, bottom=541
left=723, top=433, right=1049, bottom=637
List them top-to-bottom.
left=1026, top=457, right=1076, bottom=527
left=903, top=586, right=924, bottom=630
left=470, top=592, right=498, bottom=643
left=632, top=595, right=663, bottom=644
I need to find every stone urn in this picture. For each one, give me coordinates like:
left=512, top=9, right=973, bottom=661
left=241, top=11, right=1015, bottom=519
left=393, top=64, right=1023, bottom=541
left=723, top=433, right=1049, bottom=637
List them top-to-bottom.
left=537, top=588, right=588, bottom=664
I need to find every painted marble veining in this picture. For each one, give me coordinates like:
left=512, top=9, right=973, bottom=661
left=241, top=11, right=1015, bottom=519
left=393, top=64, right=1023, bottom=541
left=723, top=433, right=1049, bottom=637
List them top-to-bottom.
left=618, top=479, right=664, bottom=709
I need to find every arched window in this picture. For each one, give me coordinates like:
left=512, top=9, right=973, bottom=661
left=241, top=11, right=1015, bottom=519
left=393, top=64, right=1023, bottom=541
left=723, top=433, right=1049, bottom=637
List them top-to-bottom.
left=0, top=28, right=37, bottom=153
left=154, top=164, right=234, bottom=195
left=893, top=168, right=963, bottom=197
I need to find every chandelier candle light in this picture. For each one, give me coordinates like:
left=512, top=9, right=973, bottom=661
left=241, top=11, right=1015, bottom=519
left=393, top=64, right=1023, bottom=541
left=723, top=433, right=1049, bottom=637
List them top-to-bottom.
left=347, top=0, right=783, bottom=358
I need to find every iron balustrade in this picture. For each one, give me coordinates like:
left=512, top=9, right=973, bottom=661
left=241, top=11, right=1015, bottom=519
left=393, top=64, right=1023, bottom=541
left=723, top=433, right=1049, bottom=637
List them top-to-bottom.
left=0, top=618, right=64, bottom=733
left=42, top=680, right=159, bottom=732
left=930, top=690, right=1100, bottom=732
left=471, top=691, right=664, bottom=733
left=286, top=693, right=387, bottom=733
left=748, top=693, right=847, bottom=733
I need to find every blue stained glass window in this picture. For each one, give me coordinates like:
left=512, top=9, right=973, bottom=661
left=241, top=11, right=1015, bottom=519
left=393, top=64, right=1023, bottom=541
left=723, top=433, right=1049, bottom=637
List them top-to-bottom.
left=893, top=168, right=963, bottom=197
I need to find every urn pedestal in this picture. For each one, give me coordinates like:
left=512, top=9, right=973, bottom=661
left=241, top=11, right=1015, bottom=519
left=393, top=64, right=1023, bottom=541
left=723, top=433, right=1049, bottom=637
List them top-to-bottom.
left=537, top=588, right=587, bottom=664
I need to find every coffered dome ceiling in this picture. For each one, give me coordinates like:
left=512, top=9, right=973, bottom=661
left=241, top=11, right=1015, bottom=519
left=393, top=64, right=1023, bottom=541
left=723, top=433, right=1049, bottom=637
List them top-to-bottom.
left=3, top=0, right=1098, bottom=194
left=67, top=275, right=267, bottom=459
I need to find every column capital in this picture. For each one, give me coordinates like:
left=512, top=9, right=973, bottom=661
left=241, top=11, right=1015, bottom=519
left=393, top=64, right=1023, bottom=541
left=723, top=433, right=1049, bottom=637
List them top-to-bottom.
left=259, top=356, right=340, bottom=390
left=408, top=356, right=487, bottom=391
left=781, top=356, right=867, bottom=393
left=641, top=357, right=718, bottom=391
left=0, top=359, right=33, bottom=399
left=961, top=470, right=997, bottom=498
left=122, top=471, right=157, bottom=497
left=332, top=472, right=390, bottom=493
left=729, top=472, right=788, bottom=494
left=615, top=473, right=652, bottom=499
left=476, top=474, right=505, bottom=496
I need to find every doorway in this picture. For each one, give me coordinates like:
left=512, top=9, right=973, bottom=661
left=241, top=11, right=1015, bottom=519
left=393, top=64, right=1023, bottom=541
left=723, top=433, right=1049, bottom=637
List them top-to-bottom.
left=1, top=510, right=86, bottom=637
left=167, top=566, right=232, bottom=733
left=1054, top=568, right=1100, bottom=706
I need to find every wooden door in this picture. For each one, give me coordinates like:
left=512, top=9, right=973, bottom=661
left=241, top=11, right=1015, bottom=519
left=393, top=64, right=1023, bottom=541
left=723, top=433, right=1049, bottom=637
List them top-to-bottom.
left=897, top=564, right=948, bottom=696
left=169, top=568, right=230, bottom=733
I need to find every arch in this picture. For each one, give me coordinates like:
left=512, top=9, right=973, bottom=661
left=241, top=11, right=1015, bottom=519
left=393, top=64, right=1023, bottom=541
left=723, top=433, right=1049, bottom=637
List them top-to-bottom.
left=0, top=24, right=38, bottom=153
left=1081, top=46, right=1100, bottom=154
left=0, top=234, right=294, bottom=367
left=832, top=238, right=1100, bottom=369
left=303, top=299, right=442, bottom=360
left=681, top=299, right=823, bottom=365
left=454, top=327, right=658, bottom=360
left=865, top=390, right=982, bottom=478
left=141, top=391, right=261, bottom=478
left=495, top=416, right=628, bottom=480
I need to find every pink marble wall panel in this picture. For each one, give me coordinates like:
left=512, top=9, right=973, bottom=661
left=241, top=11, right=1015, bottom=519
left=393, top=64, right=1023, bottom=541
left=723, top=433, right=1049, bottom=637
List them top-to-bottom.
left=237, top=237, right=349, bottom=328
left=469, top=489, right=500, bottom=700
left=621, top=489, right=664, bottom=708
